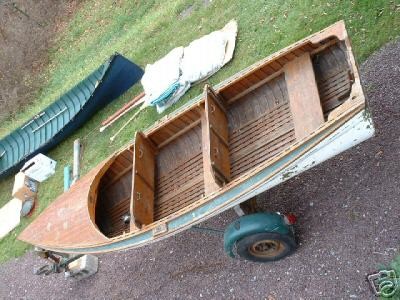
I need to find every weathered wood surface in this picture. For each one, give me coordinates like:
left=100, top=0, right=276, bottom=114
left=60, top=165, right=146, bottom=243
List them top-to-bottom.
left=18, top=21, right=367, bottom=252
left=284, top=52, right=324, bottom=140
left=203, top=85, right=230, bottom=192
left=155, top=124, right=203, bottom=220
left=130, top=132, right=156, bottom=228
left=19, top=159, right=111, bottom=248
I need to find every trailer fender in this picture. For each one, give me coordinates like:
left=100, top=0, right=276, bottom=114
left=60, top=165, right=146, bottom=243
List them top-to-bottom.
left=223, top=212, right=294, bottom=258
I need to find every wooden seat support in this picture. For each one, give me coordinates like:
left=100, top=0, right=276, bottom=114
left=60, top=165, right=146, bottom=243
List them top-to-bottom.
left=284, top=52, right=324, bottom=141
left=201, top=85, right=231, bottom=195
left=130, top=132, right=157, bottom=230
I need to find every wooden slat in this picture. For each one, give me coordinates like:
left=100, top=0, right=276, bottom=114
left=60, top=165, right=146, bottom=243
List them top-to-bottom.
left=284, top=52, right=324, bottom=140
left=229, top=104, right=290, bottom=146
left=230, top=115, right=293, bottom=161
left=159, top=119, right=201, bottom=148
left=231, top=131, right=296, bottom=177
left=154, top=152, right=204, bottom=220
left=156, top=156, right=202, bottom=198
left=156, top=175, right=203, bottom=205
left=154, top=181, right=204, bottom=219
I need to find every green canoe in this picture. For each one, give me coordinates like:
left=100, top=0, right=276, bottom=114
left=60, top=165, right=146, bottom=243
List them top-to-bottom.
left=0, top=53, right=143, bottom=179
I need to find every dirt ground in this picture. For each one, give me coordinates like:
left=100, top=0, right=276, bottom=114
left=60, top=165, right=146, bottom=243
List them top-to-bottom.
left=0, top=0, right=78, bottom=123
left=0, top=38, right=399, bottom=299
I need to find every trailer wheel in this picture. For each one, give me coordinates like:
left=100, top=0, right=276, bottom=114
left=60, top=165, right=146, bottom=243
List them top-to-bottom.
left=224, top=212, right=297, bottom=263
left=235, top=232, right=296, bottom=262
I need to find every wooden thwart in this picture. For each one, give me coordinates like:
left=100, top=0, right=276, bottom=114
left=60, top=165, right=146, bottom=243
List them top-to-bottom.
left=18, top=22, right=368, bottom=251
left=284, top=52, right=324, bottom=140
left=202, top=85, right=231, bottom=194
left=130, top=132, right=157, bottom=229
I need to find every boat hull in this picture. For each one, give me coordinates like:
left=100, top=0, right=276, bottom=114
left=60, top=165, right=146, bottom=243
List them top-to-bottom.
left=18, top=21, right=375, bottom=254
left=39, top=107, right=374, bottom=254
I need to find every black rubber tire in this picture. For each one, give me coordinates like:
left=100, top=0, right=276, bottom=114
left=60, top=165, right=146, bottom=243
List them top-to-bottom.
left=235, top=232, right=296, bottom=262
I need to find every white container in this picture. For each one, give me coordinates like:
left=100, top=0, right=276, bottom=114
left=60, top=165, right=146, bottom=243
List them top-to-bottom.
left=21, top=154, right=57, bottom=182
left=65, top=255, right=99, bottom=280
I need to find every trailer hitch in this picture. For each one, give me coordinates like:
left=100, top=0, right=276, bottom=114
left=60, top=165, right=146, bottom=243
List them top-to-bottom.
left=33, top=247, right=83, bottom=276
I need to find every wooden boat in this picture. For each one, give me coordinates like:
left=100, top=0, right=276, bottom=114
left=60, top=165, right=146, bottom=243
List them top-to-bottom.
left=19, top=21, right=374, bottom=254
left=0, top=54, right=143, bottom=179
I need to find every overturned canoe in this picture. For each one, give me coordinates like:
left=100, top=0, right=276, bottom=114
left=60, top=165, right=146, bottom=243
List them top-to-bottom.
left=19, top=21, right=374, bottom=254
left=0, top=54, right=143, bottom=179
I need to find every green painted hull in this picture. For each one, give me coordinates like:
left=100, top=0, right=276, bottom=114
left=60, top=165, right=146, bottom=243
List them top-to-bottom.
left=0, top=54, right=143, bottom=179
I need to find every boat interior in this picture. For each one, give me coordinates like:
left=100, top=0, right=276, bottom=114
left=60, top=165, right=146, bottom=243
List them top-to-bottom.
left=93, top=37, right=355, bottom=238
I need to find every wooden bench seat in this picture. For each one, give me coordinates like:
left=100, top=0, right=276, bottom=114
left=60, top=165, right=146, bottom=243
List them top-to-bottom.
left=284, top=52, right=324, bottom=140
left=201, top=85, right=231, bottom=194
left=130, top=132, right=157, bottom=229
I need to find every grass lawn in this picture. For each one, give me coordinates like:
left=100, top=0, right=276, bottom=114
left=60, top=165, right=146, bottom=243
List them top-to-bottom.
left=0, top=0, right=399, bottom=264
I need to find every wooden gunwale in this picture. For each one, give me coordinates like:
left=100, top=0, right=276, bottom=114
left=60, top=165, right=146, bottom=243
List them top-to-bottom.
left=21, top=20, right=368, bottom=252
left=144, top=21, right=347, bottom=138
left=43, top=96, right=364, bottom=252
left=37, top=99, right=365, bottom=253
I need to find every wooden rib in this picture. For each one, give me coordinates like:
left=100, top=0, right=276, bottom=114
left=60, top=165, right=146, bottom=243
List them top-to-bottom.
left=310, top=38, right=338, bottom=55
left=269, top=61, right=282, bottom=71
left=259, top=65, right=275, bottom=75
left=254, top=68, right=267, bottom=77
left=227, top=70, right=283, bottom=104
left=229, top=104, right=290, bottom=148
left=172, top=117, right=188, bottom=129
left=158, top=120, right=201, bottom=148
left=230, top=121, right=294, bottom=164
left=231, top=132, right=296, bottom=178
left=156, top=157, right=202, bottom=198
left=101, top=164, right=132, bottom=191
left=154, top=182, right=204, bottom=219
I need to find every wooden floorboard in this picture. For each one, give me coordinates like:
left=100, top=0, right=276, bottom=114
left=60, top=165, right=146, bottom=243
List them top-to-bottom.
left=154, top=127, right=204, bottom=221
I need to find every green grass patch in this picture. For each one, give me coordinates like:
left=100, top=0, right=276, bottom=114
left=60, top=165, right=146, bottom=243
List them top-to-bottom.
left=0, top=0, right=399, bottom=263
left=377, top=254, right=400, bottom=299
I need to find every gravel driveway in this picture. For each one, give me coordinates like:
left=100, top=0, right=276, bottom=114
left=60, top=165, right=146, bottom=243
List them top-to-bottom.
left=0, top=38, right=399, bottom=300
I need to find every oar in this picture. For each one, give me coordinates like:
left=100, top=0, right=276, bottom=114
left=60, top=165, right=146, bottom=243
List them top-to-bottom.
left=100, top=92, right=145, bottom=132
left=109, top=104, right=146, bottom=142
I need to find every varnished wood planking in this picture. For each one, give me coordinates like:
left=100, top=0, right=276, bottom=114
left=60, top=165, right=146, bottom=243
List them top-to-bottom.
left=19, top=21, right=367, bottom=251
left=313, top=43, right=353, bottom=114
left=284, top=52, right=324, bottom=141
left=227, top=75, right=288, bottom=131
left=203, top=85, right=231, bottom=192
left=149, top=108, right=201, bottom=146
left=154, top=124, right=204, bottom=220
left=156, top=124, right=202, bottom=177
left=130, top=132, right=157, bottom=228
left=18, top=160, right=111, bottom=248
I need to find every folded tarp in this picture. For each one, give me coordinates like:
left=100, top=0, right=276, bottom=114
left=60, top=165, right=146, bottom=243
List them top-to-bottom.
left=141, top=20, right=238, bottom=113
